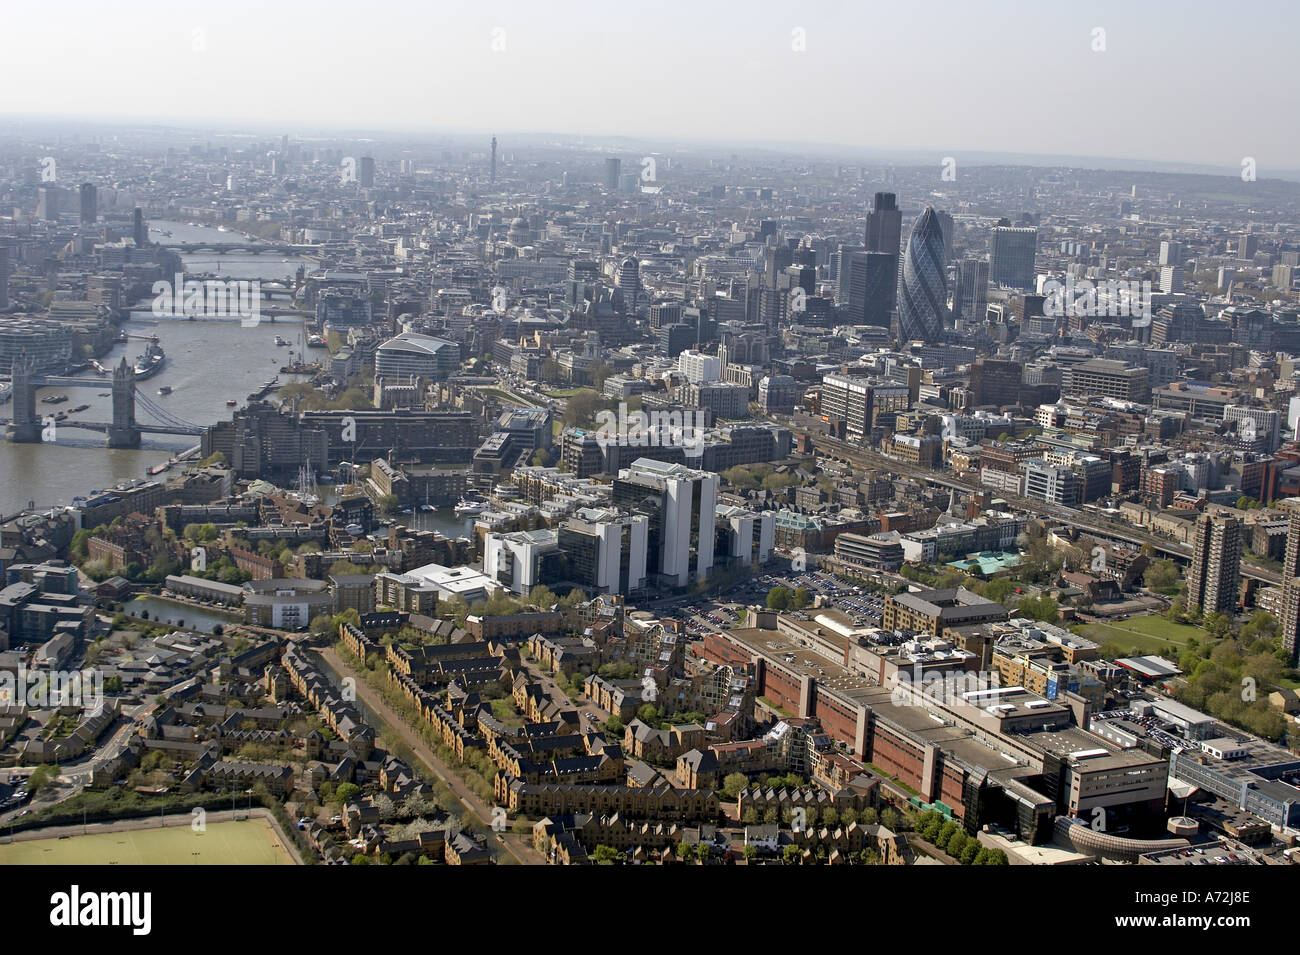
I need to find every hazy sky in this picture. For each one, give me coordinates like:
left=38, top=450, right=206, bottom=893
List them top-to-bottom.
left=2, top=0, right=1296, bottom=170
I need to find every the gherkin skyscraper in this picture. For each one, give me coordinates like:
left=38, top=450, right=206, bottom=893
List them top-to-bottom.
left=898, top=207, right=949, bottom=343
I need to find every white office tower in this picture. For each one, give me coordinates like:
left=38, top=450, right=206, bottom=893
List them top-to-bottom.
left=1159, top=240, right=1182, bottom=266
left=1159, top=265, right=1184, bottom=294
left=678, top=349, right=722, bottom=384
left=613, top=458, right=718, bottom=588
left=717, top=505, right=776, bottom=566
left=558, top=507, right=648, bottom=594
left=483, top=528, right=558, bottom=595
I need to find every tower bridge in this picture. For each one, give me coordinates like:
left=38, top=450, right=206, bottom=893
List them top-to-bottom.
left=5, top=358, right=204, bottom=448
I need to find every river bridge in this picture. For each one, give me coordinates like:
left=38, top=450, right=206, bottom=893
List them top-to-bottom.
left=162, top=242, right=317, bottom=255
left=4, top=358, right=204, bottom=448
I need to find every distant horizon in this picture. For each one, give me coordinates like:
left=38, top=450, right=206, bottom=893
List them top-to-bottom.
left=4, top=113, right=1299, bottom=185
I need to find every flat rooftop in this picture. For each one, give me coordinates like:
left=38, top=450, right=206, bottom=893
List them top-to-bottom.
left=405, top=562, right=501, bottom=598
left=891, top=587, right=1006, bottom=623
left=724, top=626, right=1045, bottom=777
left=1116, top=655, right=1182, bottom=679
left=1025, top=726, right=1165, bottom=771
left=1140, top=840, right=1266, bottom=866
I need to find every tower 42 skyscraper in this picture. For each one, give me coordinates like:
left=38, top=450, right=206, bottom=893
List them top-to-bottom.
left=898, top=207, right=949, bottom=343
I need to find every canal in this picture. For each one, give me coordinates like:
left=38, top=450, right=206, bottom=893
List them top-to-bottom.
left=122, top=594, right=242, bottom=633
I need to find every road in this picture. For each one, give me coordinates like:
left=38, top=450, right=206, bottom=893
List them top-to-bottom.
left=315, top=647, right=546, bottom=866
left=518, top=658, right=611, bottom=733
left=0, top=701, right=155, bottom=825
left=56, top=702, right=156, bottom=789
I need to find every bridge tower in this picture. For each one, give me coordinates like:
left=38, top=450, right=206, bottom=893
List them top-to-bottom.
left=107, top=356, right=140, bottom=448
left=6, top=357, right=40, bottom=442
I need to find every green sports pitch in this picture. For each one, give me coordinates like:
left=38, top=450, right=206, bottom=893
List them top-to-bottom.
left=0, top=818, right=296, bottom=865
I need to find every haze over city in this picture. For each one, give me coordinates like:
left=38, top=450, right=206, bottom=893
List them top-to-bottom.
left=3, top=0, right=1299, bottom=173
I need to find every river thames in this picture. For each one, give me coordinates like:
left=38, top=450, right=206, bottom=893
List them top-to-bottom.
left=0, top=221, right=319, bottom=515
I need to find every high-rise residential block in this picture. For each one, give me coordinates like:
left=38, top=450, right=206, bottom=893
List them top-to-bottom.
left=1185, top=513, right=1242, bottom=615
